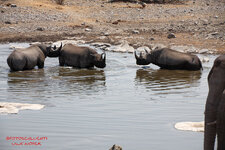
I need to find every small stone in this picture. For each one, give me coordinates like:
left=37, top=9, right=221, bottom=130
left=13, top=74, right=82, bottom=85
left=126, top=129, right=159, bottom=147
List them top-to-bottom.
left=6, top=3, right=11, bottom=7
left=11, top=4, right=17, bottom=8
left=1, top=10, right=4, bottom=13
left=214, top=16, right=218, bottom=19
left=202, top=19, right=208, bottom=25
left=112, top=20, right=121, bottom=25
left=5, top=21, right=11, bottom=24
left=81, top=22, right=86, bottom=26
left=9, top=27, right=15, bottom=30
left=37, top=27, right=44, bottom=31
left=85, top=28, right=92, bottom=32
left=132, top=30, right=139, bottom=34
left=101, top=32, right=109, bottom=36
left=211, top=32, right=219, bottom=36
left=167, top=33, right=176, bottom=39
left=150, top=37, right=154, bottom=41
left=106, top=40, right=134, bottom=53
left=90, top=42, right=111, bottom=48
left=137, top=46, right=151, bottom=53
left=199, top=49, right=208, bottom=54
left=200, top=57, right=209, bottom=62
left=109, top=144, right=122, bottom=150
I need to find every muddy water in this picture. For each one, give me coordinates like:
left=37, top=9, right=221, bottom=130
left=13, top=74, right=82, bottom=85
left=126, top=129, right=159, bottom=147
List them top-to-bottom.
left=0, top=43, right=217, bottom=150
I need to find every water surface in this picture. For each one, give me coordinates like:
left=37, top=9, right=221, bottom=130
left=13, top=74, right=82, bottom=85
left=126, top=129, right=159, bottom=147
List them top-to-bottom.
left=0, top=43, right=217, bottom=150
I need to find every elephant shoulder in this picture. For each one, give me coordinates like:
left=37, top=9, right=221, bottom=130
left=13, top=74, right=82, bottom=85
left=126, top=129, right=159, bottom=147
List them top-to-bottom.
left=9, top=49, right=25, bottom=58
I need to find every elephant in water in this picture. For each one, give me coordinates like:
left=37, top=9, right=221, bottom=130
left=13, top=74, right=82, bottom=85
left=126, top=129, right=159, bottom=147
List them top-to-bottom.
left=7, top=43, right=62, bottom=71
left=57, top=43, right=106, bottom=68
left=134, top=48, right=202, bottom=70
left=204, top=55, right=225, bottom=150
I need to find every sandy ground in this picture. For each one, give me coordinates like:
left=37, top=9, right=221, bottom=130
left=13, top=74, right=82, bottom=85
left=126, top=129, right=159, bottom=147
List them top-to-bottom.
left=0, top=0, right=224, bottom=54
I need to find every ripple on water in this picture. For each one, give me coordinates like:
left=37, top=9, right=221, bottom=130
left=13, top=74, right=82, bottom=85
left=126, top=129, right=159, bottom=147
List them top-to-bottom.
left=0, top=43, right=219, bottom=150
left=135, top=68, right=202, bottom=94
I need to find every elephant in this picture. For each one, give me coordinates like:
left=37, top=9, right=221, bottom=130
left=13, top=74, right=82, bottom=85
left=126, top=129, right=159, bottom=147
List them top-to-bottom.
left=7, top=43, right=62, bottom=71
left=57, top=43, right=106, bottom=68
left=134, top=48, right=202, bottom=70
left=204, top=55, right=225, bottom=150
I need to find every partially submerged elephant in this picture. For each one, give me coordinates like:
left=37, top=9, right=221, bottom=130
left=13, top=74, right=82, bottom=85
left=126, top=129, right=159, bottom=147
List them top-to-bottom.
left=57, top=43, right=106, bottom=68
left=7, top=44, right=62, bottom=71
left=135, top=48, right=202, bottom=70
left=204, top=55, right=225, bottom=150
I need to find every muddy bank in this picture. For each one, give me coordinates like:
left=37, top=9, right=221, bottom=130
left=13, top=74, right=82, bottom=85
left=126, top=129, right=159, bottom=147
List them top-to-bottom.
left=0, top=0, right=224, bottom=54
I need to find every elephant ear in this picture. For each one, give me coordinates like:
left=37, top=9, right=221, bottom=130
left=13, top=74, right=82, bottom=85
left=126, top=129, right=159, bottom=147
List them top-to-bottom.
left=46, top=46, right=52, bottom=53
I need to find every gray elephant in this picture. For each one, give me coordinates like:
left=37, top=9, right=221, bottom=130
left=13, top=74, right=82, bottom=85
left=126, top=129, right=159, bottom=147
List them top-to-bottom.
left=7, top=43, right=62, bottom=71
left=58, top=43, right=106, bottom=68
left=134, top=48, right=202, bottom=70
left=204, top=55, right=225, bottom=150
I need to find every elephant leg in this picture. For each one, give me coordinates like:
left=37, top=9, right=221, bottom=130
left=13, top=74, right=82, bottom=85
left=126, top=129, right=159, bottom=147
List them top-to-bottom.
left=59, top=57, right=65, bottom=66
left=12, top=58, right=26, bottom=71
left=37, top=58, right=45, bottom=69
left=217, top=90, right=225, bottom=150
left=204, top=109, right=217, bottom=150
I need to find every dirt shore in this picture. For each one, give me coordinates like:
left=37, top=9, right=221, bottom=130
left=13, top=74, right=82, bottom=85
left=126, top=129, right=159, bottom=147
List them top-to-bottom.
left=0, top=0, right=224, bottom=54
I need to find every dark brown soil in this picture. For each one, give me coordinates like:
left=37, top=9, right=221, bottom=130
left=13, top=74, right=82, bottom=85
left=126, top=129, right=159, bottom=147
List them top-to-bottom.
left=0, top=0, right=224, bottom=54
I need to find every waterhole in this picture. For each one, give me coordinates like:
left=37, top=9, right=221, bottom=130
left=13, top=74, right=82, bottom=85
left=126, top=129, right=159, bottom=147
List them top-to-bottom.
left=0, top=43, right=217, bottom=150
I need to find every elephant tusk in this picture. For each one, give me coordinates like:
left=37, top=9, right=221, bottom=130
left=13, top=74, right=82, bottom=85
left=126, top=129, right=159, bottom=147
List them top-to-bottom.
left=57, top=42, right=63, bottom=51
left=145, top=49, right=149, bottom=54
left=134, top=51, right=138, bottom=59
left=140, top=52, right=144, bottom=58
left=101, top=53, right=106, bottom=60
left=206, top=120, right=217, bottom=126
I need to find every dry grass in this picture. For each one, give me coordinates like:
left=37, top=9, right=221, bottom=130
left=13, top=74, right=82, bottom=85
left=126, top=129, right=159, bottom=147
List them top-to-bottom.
left=109, top=0, right=185, bottom=4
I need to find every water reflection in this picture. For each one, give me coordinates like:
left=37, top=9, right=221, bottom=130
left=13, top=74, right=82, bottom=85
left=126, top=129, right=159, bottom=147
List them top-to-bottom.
left=6, top=67, right=106, bottom=99
left=55, top=67, right=106, bottom=94
left=57, top=67, right=105, bottom=84
left=135, top=68, right=202, bottom=92
left=7, top=69, right=47, bottom=101
left=8, top=69, right=45, bottom=84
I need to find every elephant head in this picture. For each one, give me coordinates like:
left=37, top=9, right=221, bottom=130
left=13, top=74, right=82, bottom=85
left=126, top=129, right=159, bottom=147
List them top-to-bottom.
left=47, top=43, right=63, bottom=57
left=134, top=50, right=151, bottom=65
left=92, top=52, right=106, bottom=68
left=204, top=55, right=225, bottom=150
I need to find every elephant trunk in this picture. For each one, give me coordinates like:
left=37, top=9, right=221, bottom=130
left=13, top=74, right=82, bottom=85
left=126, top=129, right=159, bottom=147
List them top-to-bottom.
left=204, top=55, right=225, bottom=150
left=217, top=90, right=225, bottom=150
left=204, top=110, right=217, bottom=150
